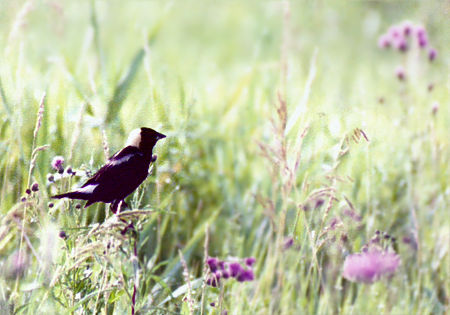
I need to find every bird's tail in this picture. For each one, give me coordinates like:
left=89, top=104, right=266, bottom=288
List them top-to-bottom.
left=52, top=191, right=88, bottom=200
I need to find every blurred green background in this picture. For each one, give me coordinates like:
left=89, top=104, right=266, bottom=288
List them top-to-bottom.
left=0, top=1, right=448, bottom=314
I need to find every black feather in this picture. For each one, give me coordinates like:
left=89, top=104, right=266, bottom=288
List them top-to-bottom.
left=52, top=191, right=89, bottom=200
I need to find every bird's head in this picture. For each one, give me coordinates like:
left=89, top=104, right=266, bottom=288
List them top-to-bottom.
left=126, top=127, right=166, bottom=154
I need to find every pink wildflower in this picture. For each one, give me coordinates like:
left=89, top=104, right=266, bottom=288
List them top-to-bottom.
left=343, top=249, right=401, bottom=283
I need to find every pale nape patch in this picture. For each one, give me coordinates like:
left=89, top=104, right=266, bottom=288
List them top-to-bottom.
left=125, top=128, right=142, bottom=148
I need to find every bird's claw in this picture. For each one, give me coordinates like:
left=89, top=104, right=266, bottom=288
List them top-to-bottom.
left=151, top=154, right=157, bottom=162
left=120, top=222, right=135, bottom=236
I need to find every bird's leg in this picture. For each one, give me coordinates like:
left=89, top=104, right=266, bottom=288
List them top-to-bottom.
left=116, top=199, right=134, bottom=235
left=110, top=200, right=119, bottom=214
left=113, top=200, right=129, bottom=215
left=120, top=200, right=129, bottom=210
left=120, top=221, right=136, bottom=236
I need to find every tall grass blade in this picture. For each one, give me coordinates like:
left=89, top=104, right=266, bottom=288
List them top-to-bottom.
left=105, top=22, right=163, bottom=124
left=285, top=48, right=318, bottom=135
left=0, top=78, right=12, bottom=119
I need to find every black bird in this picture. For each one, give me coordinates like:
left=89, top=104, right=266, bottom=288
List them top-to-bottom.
left=52, top=127, right=166, bottom=212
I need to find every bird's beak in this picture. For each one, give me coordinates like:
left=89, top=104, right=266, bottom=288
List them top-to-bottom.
left=157, top=133, right=166, bottom=140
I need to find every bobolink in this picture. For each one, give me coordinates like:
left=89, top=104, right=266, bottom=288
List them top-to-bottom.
left=52, top=127, right=166, bottom=212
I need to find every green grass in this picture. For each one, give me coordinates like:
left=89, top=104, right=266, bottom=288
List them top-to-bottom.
left=0, top=1, right=449, bottom=314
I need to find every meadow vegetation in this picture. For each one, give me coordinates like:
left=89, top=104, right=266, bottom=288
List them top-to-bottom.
left=0, top=1, right=448, bottom=314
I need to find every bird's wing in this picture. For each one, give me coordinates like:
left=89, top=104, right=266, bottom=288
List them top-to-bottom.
left=81, top=146, right=145, bottom=188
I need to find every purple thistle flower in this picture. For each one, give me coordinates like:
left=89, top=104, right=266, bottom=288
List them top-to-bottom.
left=401, top=21, right=413, bottom=36
left=415, top=25, right=427, bottom=39
left=388, top=26, right=401, bottom=39
left=415, top=26, right=428, bottom=48
left=377, top=34, right=391, bottom=49
left=418, top=36, right=428, bottom=48
left=394, top=38, right=408, bottom=53
left=428, top=48, right=437, bottom=62
left=395, top=66, right=406, bottom=81
left=431, top=102, right=439, bottom=116
left=51, top=156, right=65, bottom=171
left=31, top=182, right=39, bottom=192
left=370, top=235, right=380, bottom=244
left=283, top=237, right=294, bottom=250
left=342, top=249, right=401, bottom=283
left=205, top=256, right=257, bottom=285
left=207, top=257, right=219, bottom=272
left=245, top=257, right=256, bottom=267
left=229, top=262, right=243, bottom=278
left=237, top=269, right=255, bottom=282
left=222, top=270, right=230, bottom=279
left=205, top=271, right=221, bottom=287
left=206, top=276, right=220, bottom=287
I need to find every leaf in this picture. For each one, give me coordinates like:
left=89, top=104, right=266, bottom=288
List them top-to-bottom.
left=158, top=278, right=202, bottom=306
left=108, top=289, right=123, bottom=304
left=68, top=290, right=106, bottom=313
left=13, top=302, right=30, bottom=314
